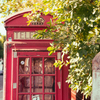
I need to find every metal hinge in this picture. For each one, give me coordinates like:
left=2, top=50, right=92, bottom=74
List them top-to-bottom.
left=14, top=52, right=17, bottom=58
left=57, top=82, right=61, bottom=89
left=13, top=83, right=17, bottom=89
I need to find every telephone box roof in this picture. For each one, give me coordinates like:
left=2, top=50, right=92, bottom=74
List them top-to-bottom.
left=4, top=9, right=53, bottom=28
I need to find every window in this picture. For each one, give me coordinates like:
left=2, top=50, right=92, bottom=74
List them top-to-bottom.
left=18, top=57, right=56, bottom=100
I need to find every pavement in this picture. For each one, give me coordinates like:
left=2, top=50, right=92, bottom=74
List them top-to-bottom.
left=0, top=71, right=3, bottom=75
left=0, top=75, right=3, bottom=100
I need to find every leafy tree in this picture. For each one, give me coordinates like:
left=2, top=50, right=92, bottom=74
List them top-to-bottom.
left=1, top=0, right=100, bottom=98
left=0, top=33, right=6, bottom=58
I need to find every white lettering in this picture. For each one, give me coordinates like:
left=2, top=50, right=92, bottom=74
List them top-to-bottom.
left=14, top=32, right=36, bottom=40
left=14, top=32, right=17, bottom=39
left=18, top=32, right=20, bottom=39
left=20, top=32, right=25, bottom=39
left=25, top=32, right=30, bottom=39
left=31, top=32, right=35, bottom=39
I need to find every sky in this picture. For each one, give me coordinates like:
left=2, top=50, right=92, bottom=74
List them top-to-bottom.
left=0, top=14, right=6, bottom=36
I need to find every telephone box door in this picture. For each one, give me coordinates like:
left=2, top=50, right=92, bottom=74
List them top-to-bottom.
left=14, top=52, right=57, bottom=100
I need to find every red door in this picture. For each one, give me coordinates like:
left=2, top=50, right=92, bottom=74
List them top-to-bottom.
left=17, top=52, right=57, bottom=100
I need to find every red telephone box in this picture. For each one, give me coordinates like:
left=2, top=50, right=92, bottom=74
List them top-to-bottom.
left=3, top=10, right=71, bottom=100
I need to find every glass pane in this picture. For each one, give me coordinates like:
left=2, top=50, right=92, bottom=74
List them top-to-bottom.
left=19, top=58, right=30, bottom=74
left=32, top=58, right=43, bottom=74
left=44, top=58, right=55, bottom=74
left=19, top=76, right=30, bottom=93
left=32, top=76, right=43, bottom=93
left=44, top=76, right=55, bottom=93
left=32, top=94, right=42, bottom=100
left=44, top=94, right=55, bottom=100
left=19, top=95, right=30, bottom=100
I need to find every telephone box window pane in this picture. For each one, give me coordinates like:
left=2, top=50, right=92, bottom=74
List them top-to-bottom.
left=19, top=58, right=30, bottom=74
left=32, top=58, right=43, bottom=74
left=44, top=58, right=55, bottom=74
left=18, top=76, right=30, bottom=93
left=32, top=76, right=43, bottom=93
left=44, top=76, right=55, bottom=93
left=19, top=94, right=30, bottom=100
left=32, top=94, right=42, bottom=100
left=44, top=94, right=55, bottom=100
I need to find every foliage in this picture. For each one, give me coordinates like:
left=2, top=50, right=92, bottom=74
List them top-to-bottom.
left=0, top=0, right=42, bottom=18
left=1, top=0, right=100, bottom=98
left=0, top=33, right=6, bottom=58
